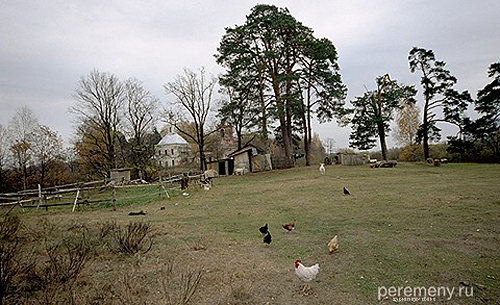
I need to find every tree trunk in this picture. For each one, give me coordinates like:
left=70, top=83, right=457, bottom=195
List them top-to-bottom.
left=283, top=65, right=295, bottom=168
left=258, top=69, right=268, bottom=141
left=422, top=76, right=431, bottom=160
left=273, top=79, right=293, bottom=167
left=278, top=101, right=293, bottom=166
left=422, top=111, right=430, bottom=160
left=303, top=115, right=310, bottom=166
left=378, top=123, right=388, bottom=161
left=107, top=128, right=115, bottom=177
left=236, top=128, right=242, bottom=150
left=199, top=131, right=206, bottom=171
left=198, top=146, right=206, bottom=171
left=40, top=161, right=45, bottom=188
left=22, top=163, right=27, bottom=190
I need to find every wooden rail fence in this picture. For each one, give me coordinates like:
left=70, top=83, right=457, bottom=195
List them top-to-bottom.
left=0, top=173, right=204, bottom=215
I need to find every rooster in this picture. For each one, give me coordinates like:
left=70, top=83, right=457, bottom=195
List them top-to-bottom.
left=282, top=220, right=295, bottom=232
left=259, top=223, right=269, bottom=234
left=328, top=235, right=338, bottom=253
left=294, top=260, right=320, bottom=294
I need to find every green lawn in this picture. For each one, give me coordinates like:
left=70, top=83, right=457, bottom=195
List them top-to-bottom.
left=3, top=163, right=499, bottom=304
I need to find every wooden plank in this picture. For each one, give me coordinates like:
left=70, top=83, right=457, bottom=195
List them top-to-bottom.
left=72, top=189, right=80, bottom=212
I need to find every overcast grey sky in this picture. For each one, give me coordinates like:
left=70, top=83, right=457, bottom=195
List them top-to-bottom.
left=1, top=0, right=499, bottom=150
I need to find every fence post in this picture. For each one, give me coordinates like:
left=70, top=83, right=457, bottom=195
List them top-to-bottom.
left=37, top=184, right=42, bottom=210
left=112, top=185, right=117, bottom=211
left=72, top=189, right=80, bottom=212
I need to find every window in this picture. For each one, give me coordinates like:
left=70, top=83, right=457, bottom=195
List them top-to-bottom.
left=171, top=149, right=174, bottom=155
left=158, top=150, right=161, bottom=155
left=165, top=150, right=168, bottom=155
left=172, top=160, right=175, bottom=166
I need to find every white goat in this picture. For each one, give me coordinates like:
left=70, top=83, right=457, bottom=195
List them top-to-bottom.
left=319, top=163, right=325, bottom=175
left=234, top=167, right=245, bottom=175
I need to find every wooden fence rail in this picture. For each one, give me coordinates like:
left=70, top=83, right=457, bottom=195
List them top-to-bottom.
left=1, top=173, right=205, bottom=215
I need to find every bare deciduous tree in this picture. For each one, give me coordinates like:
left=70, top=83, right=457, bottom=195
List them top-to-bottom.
left=164, top=68, right=217, bottom=171
left=71, top=70, right=125, bottom=176
left=123, top=79, right=158, bottom=178
left=9, top=106, right=39, bottom=189
left=0, top=125, right=10, bottom=191
left=31, top=125, right=64, bottom=187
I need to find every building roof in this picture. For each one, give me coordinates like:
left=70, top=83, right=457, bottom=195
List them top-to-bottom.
left=156, top=133, right=188, bottom=146
left=227, top=144, right=266, bottom=157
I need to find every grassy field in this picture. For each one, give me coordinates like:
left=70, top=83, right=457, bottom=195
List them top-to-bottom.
left=2, top=162, right=499, bottom=304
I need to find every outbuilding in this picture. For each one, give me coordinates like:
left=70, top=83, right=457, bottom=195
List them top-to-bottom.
left=227, top=144, right=272, bottom=174
left=109, top=168, right=133, bottom=183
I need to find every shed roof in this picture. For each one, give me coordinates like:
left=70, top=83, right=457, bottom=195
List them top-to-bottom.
left=227, top=144, right=266, bottom=157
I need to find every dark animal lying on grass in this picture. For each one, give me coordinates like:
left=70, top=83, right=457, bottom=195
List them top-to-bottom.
left=371, top=160, right=398, bottom=168
left=343, top=187, right=351, bottom=195
left=128, top=210, right=146, bottom=216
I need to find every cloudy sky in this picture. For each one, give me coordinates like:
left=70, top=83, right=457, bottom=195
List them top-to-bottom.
left=1, top=0, right=499, bottom=150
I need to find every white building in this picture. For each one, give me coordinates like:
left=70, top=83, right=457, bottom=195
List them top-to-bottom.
left=156, top=127, right=190, bottom=167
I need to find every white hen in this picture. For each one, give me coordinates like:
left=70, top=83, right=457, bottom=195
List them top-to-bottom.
left=294, top=260, right=320, bottom=283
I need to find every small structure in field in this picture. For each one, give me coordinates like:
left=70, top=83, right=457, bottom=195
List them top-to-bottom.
left=227, top=144, right=273, bottom=175
left=336, top=153, right=369, bottom=166
left=206, top=157, right=234, bottom=175
left=110, top=168, right=133, bottom=182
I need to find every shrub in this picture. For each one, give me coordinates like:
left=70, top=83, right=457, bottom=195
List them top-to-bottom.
left=0, top=216, right=23, bottom=303
left=108, top=222, right=153, bottom=255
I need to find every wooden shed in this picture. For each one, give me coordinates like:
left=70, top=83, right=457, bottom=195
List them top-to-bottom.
left=227, top=144, right=272, bottom=174
left=337, top=153, right=369, bottom=166
left=206, top=158, right=234, bottom=176
left=109, top=168, right=133, bottom=182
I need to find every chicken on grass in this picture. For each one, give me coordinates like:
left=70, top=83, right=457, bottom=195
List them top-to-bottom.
left=343, top=187, right=350, bottom=195
left=282, top=221, right=295, bottom=232
left=259, top=223, right=269, bottom=234
left=263, top=232, right=272, bottom=245
left=328, top=235, right=338, bottom=253
left=294, top=260, right=320, bottom=294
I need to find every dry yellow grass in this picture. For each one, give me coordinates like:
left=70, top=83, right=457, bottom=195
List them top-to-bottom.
left=2, top=162, right=499, bottom=304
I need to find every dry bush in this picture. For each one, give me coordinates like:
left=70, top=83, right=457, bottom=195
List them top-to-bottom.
left=0, top=216, right=24, bottom=303
left=0, top=216, right=20, bottom=242
left=98, top=220, right=117, bottom=239
left=108, top=222, right=153, bottom=255
left=23, top=232, right=94, bottom=304
left=44, top=235, right=93, bottom=284
left=184, top=236, right=207, bottom=251
left=108, top=257, right=204, bottom=305
left=159, top=262, right=204, bottom=305
left=221, top=273, right=257, bottom=305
